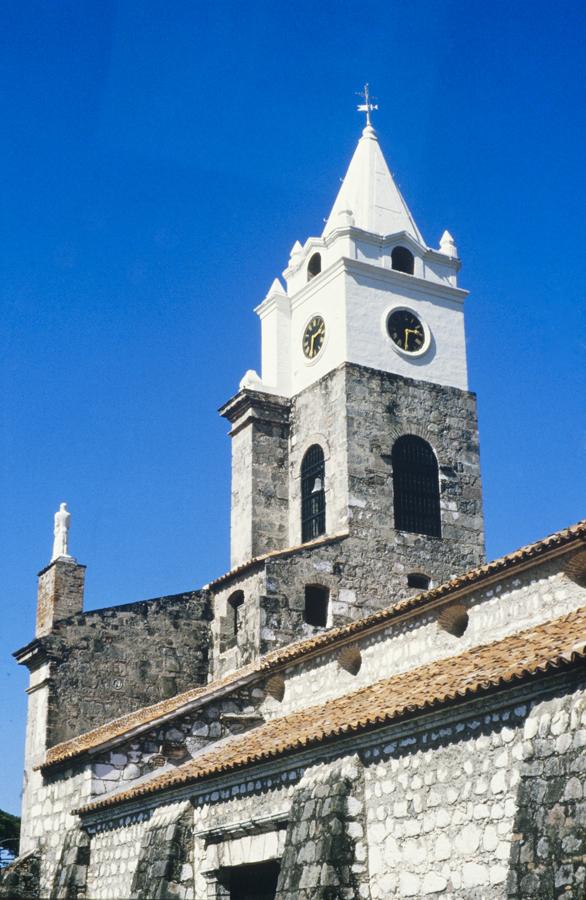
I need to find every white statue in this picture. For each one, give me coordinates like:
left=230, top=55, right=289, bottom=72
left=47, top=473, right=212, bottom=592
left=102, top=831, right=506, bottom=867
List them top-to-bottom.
left=51, top=502, right=72, bottom=561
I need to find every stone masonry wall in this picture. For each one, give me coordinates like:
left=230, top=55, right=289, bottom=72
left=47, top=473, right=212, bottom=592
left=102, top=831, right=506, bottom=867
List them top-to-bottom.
left=212, top=363, right=486, bottom=672
left=343, top=363, right=485, bottom=588
left=288, top=366, right=350, bottom=545
left=226, top=392, right=291, bottom=569
left=50, top=556, right=582, bottom=808
left=36, top=559, right=86, bottom=638
left=86, top=559, right=585, bottom=798
left=267, top=559, right=585, bottom=718
left=212, top=570, right=266, bottom=679
left=43, top=590, right=212, bottom=746
left=74, top=672, right=586, bottom=900
left=77, top=675, right=586, bottom=899
left=90, top=682, right=265, bottom=798
left=361, top=683, right=586, bottom=899
left=509, top=690, right=586, bottom=897
left=275, top=756, right=371, bottom=900
left=28, top=764, right=91, bottom=896
left=191, top=779, right=293, bottom=898
left=130, top=802, right=193, bottom=899
left=85, top=814, right=151, bottom=899
left=49, top=826, right=90, bottom=899
left=0, top=851, right=40, bottom=899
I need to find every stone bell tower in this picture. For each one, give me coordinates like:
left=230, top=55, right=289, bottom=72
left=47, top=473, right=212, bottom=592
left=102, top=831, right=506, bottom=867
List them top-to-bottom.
left=221, top=99, right=484, bottom=594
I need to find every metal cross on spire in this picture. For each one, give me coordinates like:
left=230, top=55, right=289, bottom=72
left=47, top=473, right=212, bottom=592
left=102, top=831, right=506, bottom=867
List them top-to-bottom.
left=356, top=83, right=378, bottom=127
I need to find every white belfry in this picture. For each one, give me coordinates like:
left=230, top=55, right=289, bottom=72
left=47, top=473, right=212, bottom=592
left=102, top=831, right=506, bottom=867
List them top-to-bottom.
left=51, top=502, right=72, bottom=561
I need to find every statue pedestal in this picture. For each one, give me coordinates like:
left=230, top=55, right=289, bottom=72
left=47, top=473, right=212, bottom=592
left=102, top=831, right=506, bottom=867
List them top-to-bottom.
left=36, top=556, right=86, bottom=638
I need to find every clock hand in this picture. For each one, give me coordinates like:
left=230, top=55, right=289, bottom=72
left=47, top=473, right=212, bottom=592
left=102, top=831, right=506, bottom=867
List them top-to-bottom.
left=404, top=327, right=421, bottom=349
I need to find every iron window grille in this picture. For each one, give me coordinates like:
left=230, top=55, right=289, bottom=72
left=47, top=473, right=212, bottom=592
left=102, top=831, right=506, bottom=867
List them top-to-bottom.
left=392, top=435, right=441, bottom=538
left=301, top=444, right=326, bottom=543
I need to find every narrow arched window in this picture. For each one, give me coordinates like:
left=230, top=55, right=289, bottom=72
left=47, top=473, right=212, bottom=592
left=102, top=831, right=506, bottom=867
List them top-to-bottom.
left=391, top=246, right=414, bottom=275
left=307, top=252, right=322, bottom=281
left=392, top=436, right=441, bottom=537
left=301, top=445, right=325, bottom=542
left=304, top=585, right=329, bottom=626
left=228, top=591, right=244, bottom=637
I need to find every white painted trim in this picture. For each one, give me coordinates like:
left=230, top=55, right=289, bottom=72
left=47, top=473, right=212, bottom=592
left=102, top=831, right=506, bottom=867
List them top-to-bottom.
left=345, top=257, right=468, bottom=303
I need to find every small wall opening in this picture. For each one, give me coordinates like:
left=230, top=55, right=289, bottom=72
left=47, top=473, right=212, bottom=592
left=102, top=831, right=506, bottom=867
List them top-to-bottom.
left=391, top=246, right=414, bottom=274
left=307, top=252, right=322, bottom=281
left=407, top=572, right=431, bottom=590
left=303, top=585, right=329, bottom=627
left=228, top=591, right=244, bottom=637
left=220, top=860, right=281, bottom=900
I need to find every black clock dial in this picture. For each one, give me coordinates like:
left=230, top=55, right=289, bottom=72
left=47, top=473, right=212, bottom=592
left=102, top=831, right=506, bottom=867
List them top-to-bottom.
left=387, top=309, right=426, bottom=353
left=303, top=316, right=326, bottom=359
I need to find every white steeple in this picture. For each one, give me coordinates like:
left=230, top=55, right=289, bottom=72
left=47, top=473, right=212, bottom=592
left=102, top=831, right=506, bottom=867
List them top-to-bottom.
left=256, top=99, right=467, bottom=400
left=323, top=124, right=424, bottom=244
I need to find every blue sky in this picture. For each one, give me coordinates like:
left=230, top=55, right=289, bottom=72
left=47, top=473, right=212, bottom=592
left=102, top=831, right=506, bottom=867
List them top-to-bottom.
left=1, top=0, right=584, bottom=815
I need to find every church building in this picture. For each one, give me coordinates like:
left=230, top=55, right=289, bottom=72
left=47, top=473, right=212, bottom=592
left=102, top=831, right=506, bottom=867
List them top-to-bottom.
left=2, top=99, right=586, bottom=900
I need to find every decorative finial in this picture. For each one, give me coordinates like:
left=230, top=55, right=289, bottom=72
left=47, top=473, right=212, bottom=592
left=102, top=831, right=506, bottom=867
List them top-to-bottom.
left=356, top=83, right=378, bottom=128
left=439, top=229, right=458, bottom=258
left=51, top=502, right=72, bottom=562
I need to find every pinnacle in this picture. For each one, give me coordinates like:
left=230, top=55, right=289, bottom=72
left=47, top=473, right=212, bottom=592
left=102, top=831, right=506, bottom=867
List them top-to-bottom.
left=268, top=277, right=286, bottom=295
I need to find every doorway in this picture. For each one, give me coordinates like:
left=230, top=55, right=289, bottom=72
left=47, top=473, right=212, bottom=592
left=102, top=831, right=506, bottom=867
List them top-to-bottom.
left=225, top=860, right=280, bottom=900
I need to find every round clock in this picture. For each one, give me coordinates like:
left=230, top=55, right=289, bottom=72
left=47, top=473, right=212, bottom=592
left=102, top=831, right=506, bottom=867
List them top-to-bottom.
left=387, top=308, right=427, bottom=354
left=303, top=315, right=326, bottom=359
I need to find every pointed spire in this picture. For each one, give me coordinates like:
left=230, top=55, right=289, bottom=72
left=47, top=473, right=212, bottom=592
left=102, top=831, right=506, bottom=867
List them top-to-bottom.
left=323, top=127, right=424, bottom=243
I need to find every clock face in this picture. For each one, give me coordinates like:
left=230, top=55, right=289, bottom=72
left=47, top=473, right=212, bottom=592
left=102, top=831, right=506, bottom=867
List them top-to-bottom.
left=387, top=309, right=426, bottom=354
left=303, top=315, right=326, bottom=359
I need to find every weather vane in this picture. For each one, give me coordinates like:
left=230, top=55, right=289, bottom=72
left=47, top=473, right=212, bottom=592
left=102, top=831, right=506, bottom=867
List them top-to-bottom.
left=356, top=83, right=378, bottom=127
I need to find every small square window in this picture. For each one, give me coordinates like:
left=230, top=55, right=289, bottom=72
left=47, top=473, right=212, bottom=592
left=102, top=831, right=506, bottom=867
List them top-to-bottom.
left=304, top=585, right=329, bottom=627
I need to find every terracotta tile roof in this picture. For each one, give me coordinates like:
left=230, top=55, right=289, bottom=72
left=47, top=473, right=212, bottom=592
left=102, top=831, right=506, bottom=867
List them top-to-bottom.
left=43, top=519, right=586, bottom=770
left=205, top=532, right=349, bottom=590
left=76, top=602, right=586, bottom=815
left=41, top=662, right=262, bottom=769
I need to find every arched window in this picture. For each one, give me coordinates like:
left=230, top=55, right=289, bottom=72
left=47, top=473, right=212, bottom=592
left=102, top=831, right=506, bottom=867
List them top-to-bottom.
left=391, top=246, right=414, bottom=275
left=307, top=252, right=322, bottom=281
left=392, top=436, right=441, bottom=537
left=301, top=445, right=325, bottom=542
left=304, top=585, right=329, bottom=626
left=228, top=591, right=244, bottom=638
